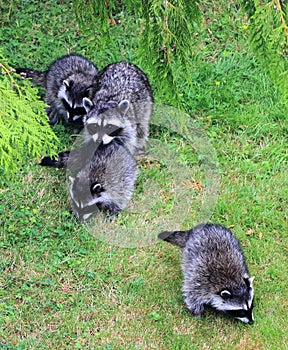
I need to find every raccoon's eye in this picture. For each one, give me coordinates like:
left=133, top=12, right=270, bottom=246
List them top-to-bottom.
left=86, top=123, right=99, bottom=135
left=105, top=124, right=123, bottom=137
left=106, top=124, right=116, bottom=129
left=109, top=128, right=123, bottom=137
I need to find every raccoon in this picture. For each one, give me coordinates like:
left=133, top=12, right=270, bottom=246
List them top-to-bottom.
left=16, top=54, right=98, bottom=128
left=82, top=61, right=153, bottom=154
left=82, top=98, right=138, bottom=154
left=39, top=108, right=136, bottom=168
left=40, top=117, right=137, bottom=219
left=68, top=141, right=137, bottom=221
left=158, top=223, right=255, bottom=324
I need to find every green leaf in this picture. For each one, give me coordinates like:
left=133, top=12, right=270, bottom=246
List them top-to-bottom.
left=0, top=51, right=59, bottom=181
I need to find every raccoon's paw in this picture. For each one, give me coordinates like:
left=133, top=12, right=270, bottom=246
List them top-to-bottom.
left=15, top=69, right=27, bottom=79
left=46, top=108, right=59, bottom=125
left=136, top=149, right=148, bottom=157
left=103, top=203, right=121, bottom=222
left=106, top=213, right=119, bottom=223
left=185, top=298, right=205, bottom=317
left=189, top=307, right=205, bottom=318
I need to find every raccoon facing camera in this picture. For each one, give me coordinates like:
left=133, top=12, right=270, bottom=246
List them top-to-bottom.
left=16, top=53, right=98, bottom=130
left=83, top=61, right=153, bottom=154
left=83, top=98, right=138, bottom=153
left=159, top=223, right=255, bottom=325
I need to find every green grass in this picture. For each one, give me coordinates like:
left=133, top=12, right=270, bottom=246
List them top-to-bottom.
left=0, top=0, right=287, bottom=349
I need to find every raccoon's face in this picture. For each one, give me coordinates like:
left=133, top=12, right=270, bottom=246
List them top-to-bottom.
left=58, top=80, right=93, bottom=122
left=82, top=98, right=136, bottom=150
left=69, top=175, right=107, bottom=221
left=212, top=276, right=255, bottom=324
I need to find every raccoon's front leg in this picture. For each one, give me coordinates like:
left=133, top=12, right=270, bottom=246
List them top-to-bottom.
left=46, top=106, right=59, bottom=125
left=135, top=122, right=149, bottom=151
left=40, top=151, right=70, bottom=168
left=97, top=203, right=121, bottom=221
left=107, top=203, right=121, bottom=218
left=184, top=294, right=205, bottom=317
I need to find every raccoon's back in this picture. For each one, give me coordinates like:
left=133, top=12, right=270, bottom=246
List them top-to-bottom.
left=16, top=54, right=98, bottom=90
left=46, top=54, right=98, bottom=90
left=94, top=61, right=153, bottom=104
left=72, top=142, right=137, bottom=211
left=89, top=143, right=137, bottom=198
left=182, top=224, right=249, bottom=287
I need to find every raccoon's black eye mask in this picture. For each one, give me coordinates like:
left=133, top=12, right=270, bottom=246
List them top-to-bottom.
left=83, top=89, right=91, bottom=98
left=62, top=99, right=86, bottom=118
left=86, top=122, right=123, bottom=137
left=86, top=123, right=99, bottom=135
left=105, top=124, right=124, bottom=137
left=225, top=302, right=254, bottom=319
left=225, top=309, right=250, bottom=318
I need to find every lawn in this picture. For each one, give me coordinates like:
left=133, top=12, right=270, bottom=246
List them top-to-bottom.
left=0, top=0, right=287, bottom=349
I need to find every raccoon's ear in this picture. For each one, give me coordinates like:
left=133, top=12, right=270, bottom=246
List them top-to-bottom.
left=83, top=97, right=94, bottom=113
left=118, top=100, right=129, bottom=115
left=68, top=176, right=75, bottom=185
left=91, top=183, right=102, bottom=194
left=220, top=290, right=231, bottom=300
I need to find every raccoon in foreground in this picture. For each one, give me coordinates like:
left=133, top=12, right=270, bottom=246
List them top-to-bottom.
left=16, top=54, right=98, bottom=128
left=82, top=61, right=153, bottom=154
left=39, top=109, right=137, bottom=169
left=40, top=128, right=137, bottom=220
left=68, top=141, right=137, bottom=221
left=158, top=224, right=255, bottom=324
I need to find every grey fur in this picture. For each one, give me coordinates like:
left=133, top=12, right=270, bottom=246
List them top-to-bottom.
left=16, top=54, right=98, bottom=127
left=83, top=61, right=153, bottom=153
left=39, top=107, right=137, bottom=168
left=68, top=141, right=137, bottom=221
left=159, top=224, right=255, bottom=324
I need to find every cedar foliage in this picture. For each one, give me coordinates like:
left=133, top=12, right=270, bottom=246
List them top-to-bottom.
left=73, top=0, right=201, bottom=107
left=74, top=0, right=288, bottom=108
left=243, top=0, right=288, bottom=107
left=0, top=53, right=59, bottom=180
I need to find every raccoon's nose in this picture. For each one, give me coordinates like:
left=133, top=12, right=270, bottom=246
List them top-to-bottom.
left=248, top=319, right=254, bottom=325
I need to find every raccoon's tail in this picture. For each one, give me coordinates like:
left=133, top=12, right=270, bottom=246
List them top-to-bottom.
left=15, top=68, right=46, bottom=87
left=40, top=151, right=70, bottom=168
left=158, top=230, right=191, bottom=248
